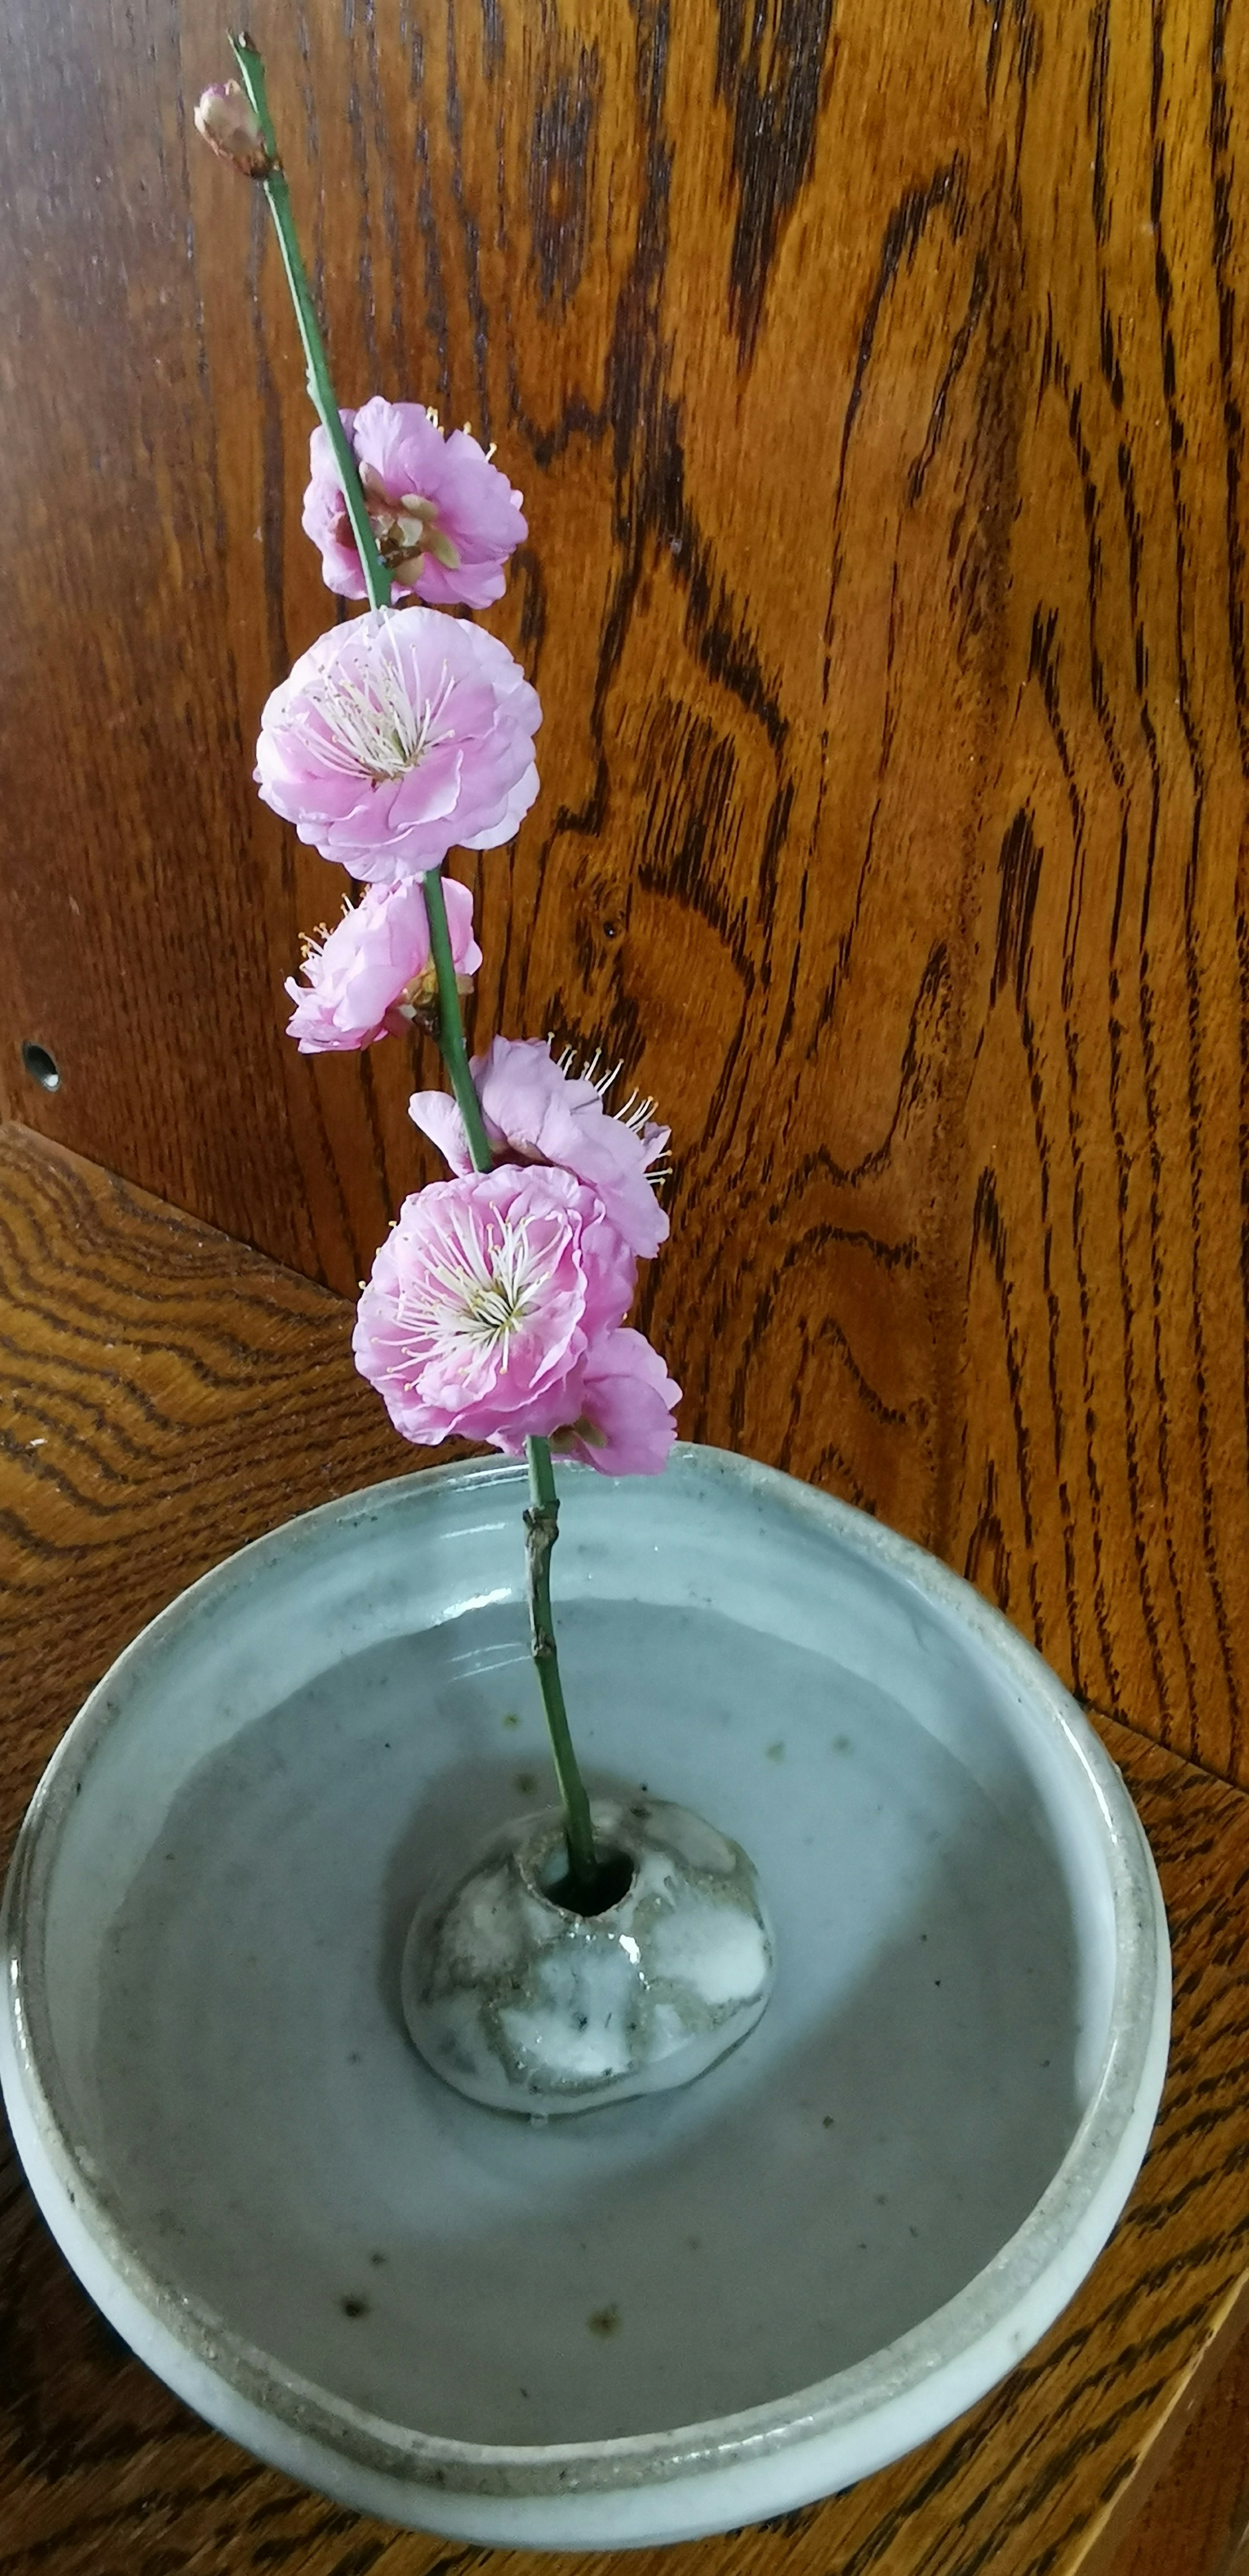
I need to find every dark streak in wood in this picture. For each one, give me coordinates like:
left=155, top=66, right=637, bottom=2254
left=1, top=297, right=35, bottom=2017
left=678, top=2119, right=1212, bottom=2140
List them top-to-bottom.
left=713, top=0, right=837, bottom=363
left=527, top=19, right=599, bottom=310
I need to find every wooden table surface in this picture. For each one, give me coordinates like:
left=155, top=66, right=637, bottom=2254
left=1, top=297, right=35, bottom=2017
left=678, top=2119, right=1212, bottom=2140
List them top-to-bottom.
left=4, top=1118, right=1249, bottom=2576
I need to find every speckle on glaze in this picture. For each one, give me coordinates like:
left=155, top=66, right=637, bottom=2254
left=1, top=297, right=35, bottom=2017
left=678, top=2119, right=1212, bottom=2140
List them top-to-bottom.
left=401, top=1796, right=775, bottom=2115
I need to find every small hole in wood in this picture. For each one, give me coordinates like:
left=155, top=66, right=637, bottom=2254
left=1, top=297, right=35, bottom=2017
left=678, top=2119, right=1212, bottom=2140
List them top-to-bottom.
left=21, top=1042, right=61, bottom=1093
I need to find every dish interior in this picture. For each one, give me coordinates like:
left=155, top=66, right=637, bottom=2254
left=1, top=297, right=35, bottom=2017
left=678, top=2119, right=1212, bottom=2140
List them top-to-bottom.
left=31, top=1476, right=1110, bottom=2446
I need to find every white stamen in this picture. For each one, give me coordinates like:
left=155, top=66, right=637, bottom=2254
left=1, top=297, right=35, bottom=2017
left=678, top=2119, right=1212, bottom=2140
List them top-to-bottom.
left=304, top=616, right=455, bottom=782
left=551, top=1038, right=667, bottom=1182
left=556, top=1041, right=619, bottom=1097
left=615, top=1086, right=660, bottom=1136
left=395, top=1209, right=559, bottom=1369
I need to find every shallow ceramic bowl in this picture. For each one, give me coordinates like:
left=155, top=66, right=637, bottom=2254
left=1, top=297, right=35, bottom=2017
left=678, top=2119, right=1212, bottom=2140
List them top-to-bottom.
left=0, top=1446, right=1170, bottom=2547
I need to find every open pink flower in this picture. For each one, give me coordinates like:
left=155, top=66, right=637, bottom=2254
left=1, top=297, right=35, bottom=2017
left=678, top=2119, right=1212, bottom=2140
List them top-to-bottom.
left=303, top=398, right=527, bottom=610
left=255, top=607, right=541, bottom=882
left=284, top=876, right=480, bottom=1053
left=410, top=1037, right=670, bottom=1259
left=352, top=1165, right=637, bottom=1450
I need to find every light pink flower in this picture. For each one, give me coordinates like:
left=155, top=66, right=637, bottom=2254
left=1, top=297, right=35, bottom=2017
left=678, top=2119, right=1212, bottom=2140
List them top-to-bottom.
left=303, top=397, right=527, bottom=610
left=254, top=606, right=541, bottom=883
left=284, top=876, right=480, bottom=1053
left=410, top=1037, right=670, bottom=1259
left=352, top=1165, right=637, bottom=1450
left=547, top=1330, right=681, bottom=1477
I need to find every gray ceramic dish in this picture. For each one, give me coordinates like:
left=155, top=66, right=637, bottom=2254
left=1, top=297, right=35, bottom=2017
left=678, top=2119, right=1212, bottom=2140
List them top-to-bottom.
left=0, top=1446, right=1170, bottom=2546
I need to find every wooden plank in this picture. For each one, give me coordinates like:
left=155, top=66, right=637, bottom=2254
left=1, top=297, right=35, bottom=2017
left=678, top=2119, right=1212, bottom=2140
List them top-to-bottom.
left=0, top=0, right=1247, bottom=1775
left=3, top=1122, right=1249, bottom=2575
left=1093, top=2317, right=1249, bottom=2576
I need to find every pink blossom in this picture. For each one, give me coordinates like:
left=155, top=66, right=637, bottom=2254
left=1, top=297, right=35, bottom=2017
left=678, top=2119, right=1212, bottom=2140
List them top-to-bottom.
left=303, top=398, right=527, bottom=609
left=254, top=607, right=541, bottom=883
left=284, top=876, right=480, bottom=1053
left=410, top=1037, right=670, bottom=1259
left=352, top=1165, right=637, bottom=1450
left=548, top=1330, right=681, bottom=1477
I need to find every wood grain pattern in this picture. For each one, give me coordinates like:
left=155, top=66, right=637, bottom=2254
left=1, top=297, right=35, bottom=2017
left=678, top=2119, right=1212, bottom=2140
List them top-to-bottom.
left=0, top=0, right=1246, bottom=1776
left=1, top=1120, right=1249, bottom=2576
left=1095, top=2316, right=1249, bottom=2576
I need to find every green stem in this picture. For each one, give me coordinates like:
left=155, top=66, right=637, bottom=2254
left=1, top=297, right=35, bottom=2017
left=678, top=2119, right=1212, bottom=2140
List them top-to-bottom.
left=228, top=33, right=392, bottom=616
left=231, top=36, right=600, bottom=1900
left=419, top=868, right=495, bottom=1175
left=422, top=883, right=599, bottom=1897
left=524, top=1436, right=598, bottom=1902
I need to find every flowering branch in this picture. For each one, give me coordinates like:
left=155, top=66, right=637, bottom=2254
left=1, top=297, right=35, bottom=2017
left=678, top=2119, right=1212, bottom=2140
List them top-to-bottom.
left=227, top=32, right=392, bottom=617
left=228, top=36, right=496, bottom=1181
left=209, top=38, right=621, bottom=1908
left=408, top=902, right=605, bottom=1897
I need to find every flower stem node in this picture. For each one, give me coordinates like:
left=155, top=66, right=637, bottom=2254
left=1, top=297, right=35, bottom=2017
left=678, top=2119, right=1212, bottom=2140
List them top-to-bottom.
left=402, top=1796, right=776, bottom=2116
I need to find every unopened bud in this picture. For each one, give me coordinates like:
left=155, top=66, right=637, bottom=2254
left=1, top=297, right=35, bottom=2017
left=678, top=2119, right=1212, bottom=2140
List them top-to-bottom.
left=194, top=81, right=273, bottom=178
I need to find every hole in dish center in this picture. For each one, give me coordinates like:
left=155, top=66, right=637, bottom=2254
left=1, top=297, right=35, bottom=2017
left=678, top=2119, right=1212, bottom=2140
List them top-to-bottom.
left=540, top=1842, right=634, bottom=1918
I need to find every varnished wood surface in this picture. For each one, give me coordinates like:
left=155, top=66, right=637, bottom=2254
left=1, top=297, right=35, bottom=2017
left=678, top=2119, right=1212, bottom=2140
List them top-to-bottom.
left=0, top=0, right=1247, bottom=1780
left=3, top=1121, right=1249, bottom=2576
left=1096, top=2318, right=1249, bottom=2576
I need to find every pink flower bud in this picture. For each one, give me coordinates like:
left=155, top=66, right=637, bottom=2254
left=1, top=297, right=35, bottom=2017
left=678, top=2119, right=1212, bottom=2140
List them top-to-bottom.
left=194, top=82, right=273, bottom=178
